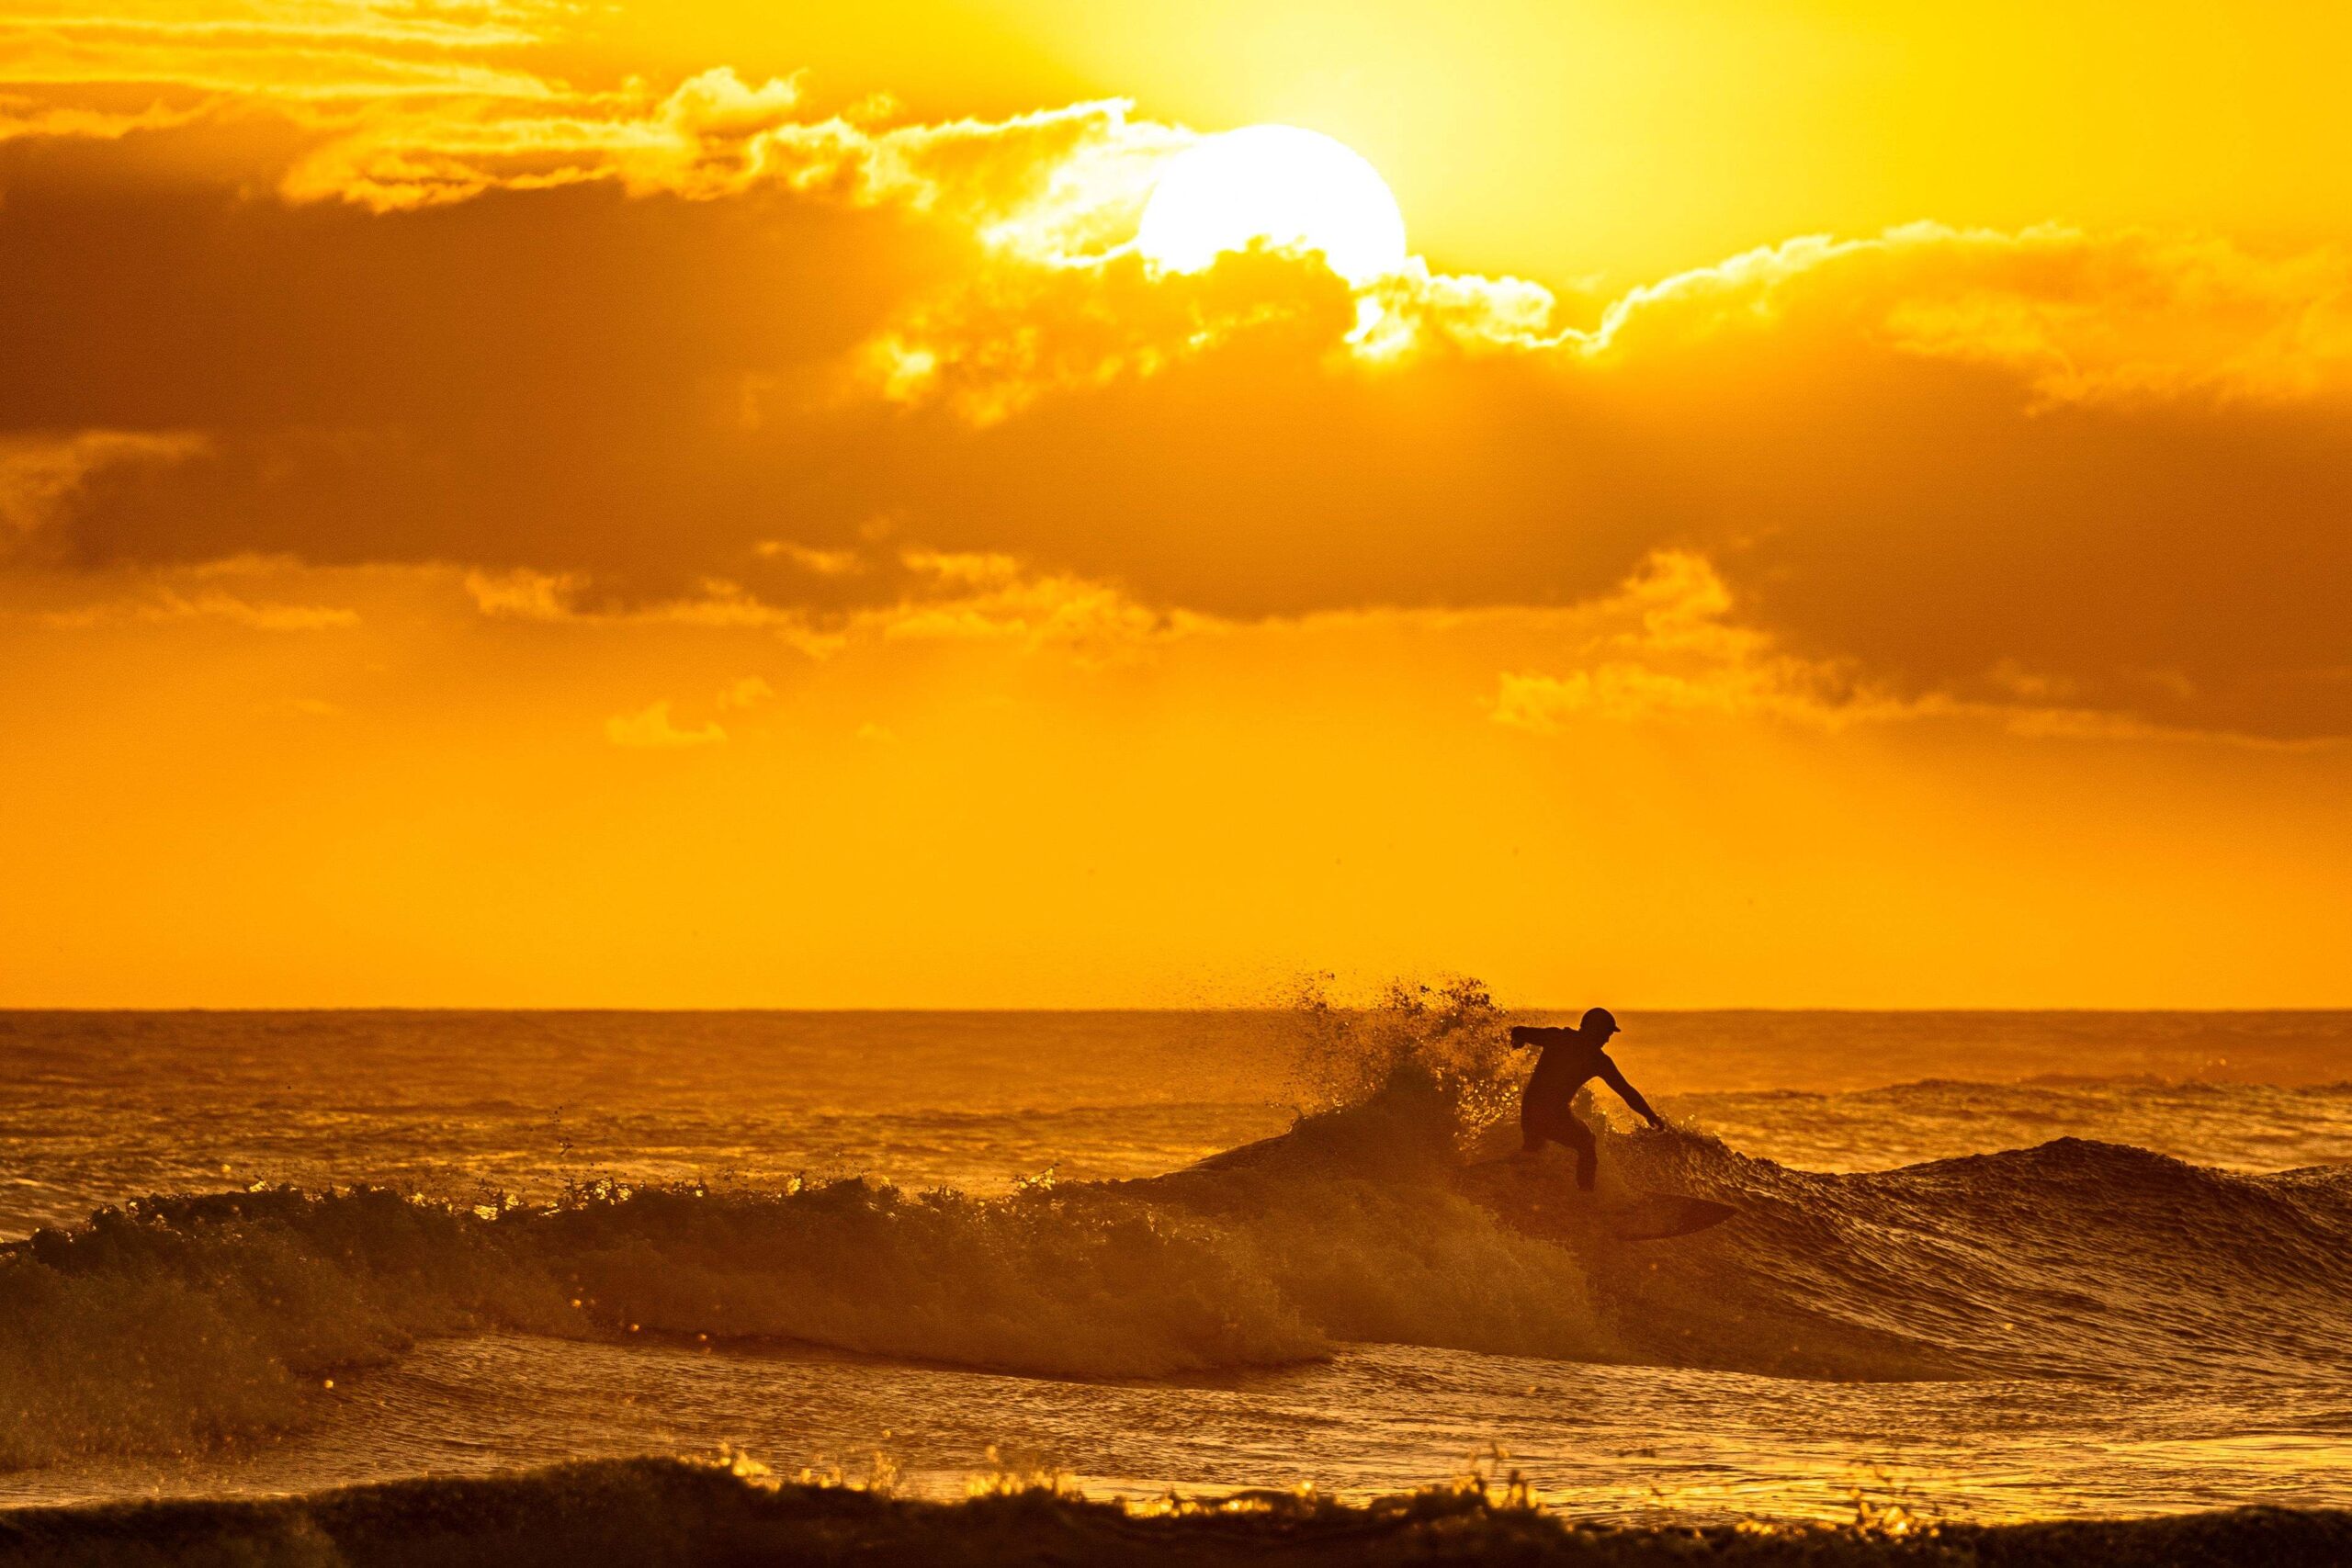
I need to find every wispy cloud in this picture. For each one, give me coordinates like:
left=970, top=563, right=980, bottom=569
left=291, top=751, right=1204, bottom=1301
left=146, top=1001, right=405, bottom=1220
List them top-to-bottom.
left=39, top=587, right=357, bottom=629
left=717, top=675, right=773, bottom=709
left=605, top=699, right=725, bottom=749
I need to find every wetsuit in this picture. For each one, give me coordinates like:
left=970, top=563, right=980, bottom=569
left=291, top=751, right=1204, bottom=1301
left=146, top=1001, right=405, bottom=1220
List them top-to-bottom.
left=1511, top=1024, right=1662, bottom=1190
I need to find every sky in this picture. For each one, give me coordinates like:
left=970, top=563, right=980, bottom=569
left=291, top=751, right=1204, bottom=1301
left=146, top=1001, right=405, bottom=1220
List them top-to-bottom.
left=3, top=0, right=2348, bottom=1007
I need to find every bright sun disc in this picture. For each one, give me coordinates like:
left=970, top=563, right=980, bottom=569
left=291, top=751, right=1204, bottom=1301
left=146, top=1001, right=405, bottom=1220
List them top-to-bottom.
left=1136, top=125, right=1408, bottom=287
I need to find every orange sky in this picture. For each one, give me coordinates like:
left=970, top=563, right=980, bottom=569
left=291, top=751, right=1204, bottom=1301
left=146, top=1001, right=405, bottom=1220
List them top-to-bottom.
left=3, top=1, right=2349, bottom=1006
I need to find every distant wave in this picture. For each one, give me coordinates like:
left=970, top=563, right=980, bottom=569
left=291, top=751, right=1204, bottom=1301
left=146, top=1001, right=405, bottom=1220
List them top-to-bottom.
left=1663, top=1074, right=2352, bottom=1174
left=6, top=1454, right=2350, bottom=1565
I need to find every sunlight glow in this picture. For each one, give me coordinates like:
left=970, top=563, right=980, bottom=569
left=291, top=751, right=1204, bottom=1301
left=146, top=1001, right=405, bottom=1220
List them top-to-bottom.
left=1136, top=125, right=1408, bottom=286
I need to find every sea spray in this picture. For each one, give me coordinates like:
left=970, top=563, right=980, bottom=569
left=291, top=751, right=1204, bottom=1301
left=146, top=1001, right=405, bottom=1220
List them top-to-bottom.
left=1282, top=976, right=1523, bottom=1153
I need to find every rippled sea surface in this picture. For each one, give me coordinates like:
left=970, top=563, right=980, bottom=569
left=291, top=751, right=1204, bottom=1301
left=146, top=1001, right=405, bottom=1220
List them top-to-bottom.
left=5, top=1009, right=2350, bottom=1522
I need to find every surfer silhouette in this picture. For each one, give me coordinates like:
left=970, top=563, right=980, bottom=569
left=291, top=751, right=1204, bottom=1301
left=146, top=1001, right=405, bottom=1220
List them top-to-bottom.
left=1510, top=1007, right=1665, bottom=1190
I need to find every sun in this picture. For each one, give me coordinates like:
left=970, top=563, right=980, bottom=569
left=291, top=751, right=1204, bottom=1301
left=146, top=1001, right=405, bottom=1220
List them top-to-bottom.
left=1136, top=126, right=1408, bottom=287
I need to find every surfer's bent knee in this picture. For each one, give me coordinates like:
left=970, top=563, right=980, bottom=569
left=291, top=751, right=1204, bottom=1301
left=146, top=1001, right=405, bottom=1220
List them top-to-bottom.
left=1551, top=1115, right=1598, bottom=1190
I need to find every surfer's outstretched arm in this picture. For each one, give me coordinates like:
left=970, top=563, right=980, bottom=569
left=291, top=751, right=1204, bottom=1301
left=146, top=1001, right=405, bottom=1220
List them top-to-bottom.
left=1597, top=1058, right=1667, bottom=1130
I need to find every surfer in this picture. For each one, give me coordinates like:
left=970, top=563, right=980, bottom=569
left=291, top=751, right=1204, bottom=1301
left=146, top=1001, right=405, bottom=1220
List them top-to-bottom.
left=1510, top=1007, right=1665, bottom=1190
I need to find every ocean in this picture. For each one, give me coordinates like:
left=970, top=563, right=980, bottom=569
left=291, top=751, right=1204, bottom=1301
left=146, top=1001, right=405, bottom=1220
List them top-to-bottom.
left=5, top=1003, right=2352, bottom=1536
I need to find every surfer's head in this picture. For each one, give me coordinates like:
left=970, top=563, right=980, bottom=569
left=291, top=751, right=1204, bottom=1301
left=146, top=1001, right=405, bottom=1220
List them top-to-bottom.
left=1580, top=1007, right=1619, bottom=1042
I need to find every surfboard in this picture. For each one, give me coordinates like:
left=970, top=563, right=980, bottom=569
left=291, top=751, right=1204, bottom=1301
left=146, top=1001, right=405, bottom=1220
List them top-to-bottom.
left=1454, top=1161, right=1736, bottom=1244
left=1596, top=1192, right=1737, bottom=1241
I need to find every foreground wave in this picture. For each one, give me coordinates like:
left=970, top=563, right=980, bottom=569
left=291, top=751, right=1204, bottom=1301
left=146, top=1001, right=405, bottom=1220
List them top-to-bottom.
left=6, top=1066, right=2352, bottom=1468
left=3, top=1456, right=2348, bottom=1566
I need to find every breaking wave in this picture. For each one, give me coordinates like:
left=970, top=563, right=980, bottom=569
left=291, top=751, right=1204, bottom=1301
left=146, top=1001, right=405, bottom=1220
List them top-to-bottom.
left=0, top=1096, right=1608, bottom=1467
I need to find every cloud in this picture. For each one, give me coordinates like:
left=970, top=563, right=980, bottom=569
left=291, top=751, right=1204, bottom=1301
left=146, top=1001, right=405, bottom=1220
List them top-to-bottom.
left=0, top=1, right=551, bottom=104
left=6, top=7, right=1181, bottom=226
left=6, top=17, right=2352, bottom=741
left=0, top=92, right=209, bottom=144
left=1579, top=223, right=2352, bottom=407
left=860, top=224, right=2352, bottom=738
left=856, top=243, right=1363, bottom=423
left=0, top=429, right=207, bottom=541
left=754, top=540, right=862, bottom=577
left=461, top=547, right=1181, bottom=660
left=868, top=549, right=1185, bottom=653
left=1491, top=550, right=2343, bottom=750
left=1489, top=551, right=1902, bottom=733
left=463, top=567, right=580, bottom=621
left=35, top=585, right=357, bottom=629
left=718, top=675, right=773, bottom=709
left=605, top=699, right=724, bottom=749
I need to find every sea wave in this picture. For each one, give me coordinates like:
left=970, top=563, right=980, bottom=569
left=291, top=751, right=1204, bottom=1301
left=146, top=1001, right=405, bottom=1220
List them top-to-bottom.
left=7, top=992, right=2352, bottom=1469
left=1665, top=1074, right=2352, bottom=1174
left=1592, top=1122, right=2352, bottom=1383
left=0, top=1178, right=1329, bottom=1467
